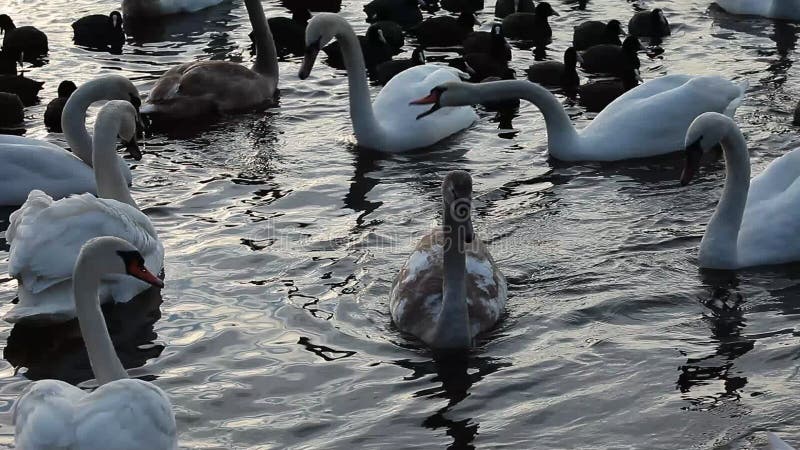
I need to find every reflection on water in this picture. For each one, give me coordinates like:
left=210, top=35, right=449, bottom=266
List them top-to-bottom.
left=4, top=288, right=165, bottom=385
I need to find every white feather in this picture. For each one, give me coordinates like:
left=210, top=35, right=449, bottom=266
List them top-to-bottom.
left=715, top=0, right=800, bottom=21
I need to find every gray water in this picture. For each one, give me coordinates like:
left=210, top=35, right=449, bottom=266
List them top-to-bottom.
left=1, top=0, right=799, bottom=448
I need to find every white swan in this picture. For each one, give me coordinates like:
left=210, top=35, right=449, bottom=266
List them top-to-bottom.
left=123, top=0, right=224, bottom=18
left=142, top=0, right=278, bottom=119
left=714, top=0, right=800, bottom=21
left=298, top=13, right=477, bottom=153
left=0, top=75, right=139, bottom=206
left=410, top=76, right=748, bottom=161
left=5, top=101, right=164, bottom=324
left=680, top=112, right=800, bottom=269
left=389, top=171, right=507, bottom=351
left=13, top=236, right=177, bottom=450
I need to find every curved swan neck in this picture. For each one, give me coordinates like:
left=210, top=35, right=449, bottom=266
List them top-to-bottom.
left=245, top=0, right=278, bottom=77
left=329, top=17, right=382, bottom=145
left=466, top=81, right=580, bottom=155
left=62, top=82, right=104, bottom=166
left=93, top=110, right=137, bottom=208
left=700, top=123, right=751, bottom=268
left=432, top=204, right=472, bottom=350
left=73, top=251, right=128, bottom=385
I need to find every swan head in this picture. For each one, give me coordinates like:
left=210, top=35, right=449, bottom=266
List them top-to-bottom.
left=299, top=13, right=341, bottom=80
left=410, top=81, right=473, bottom=119
left=100, top=100, right=143, bottom=160
left=681, top=112, right=731, bottom=186
left=442, top=171, right=474, bottom=244
left=78, top=237, right=164, bottom=288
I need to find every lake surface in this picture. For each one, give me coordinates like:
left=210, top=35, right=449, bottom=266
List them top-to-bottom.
left=1, top=0, right=799, bottom=448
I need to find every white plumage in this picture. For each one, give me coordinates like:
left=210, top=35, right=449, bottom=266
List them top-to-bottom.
left=122, top=0, right=225, bottom=17
left=715, top=0, right=800, bottom=21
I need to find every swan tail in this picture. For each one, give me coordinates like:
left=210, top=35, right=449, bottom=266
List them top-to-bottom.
left=723, top=80, right=749, bottom=118
left=768, top=433, right=796, bottom=450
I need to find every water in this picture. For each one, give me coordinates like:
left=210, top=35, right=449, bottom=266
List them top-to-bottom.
left=1, top=0, right=799, bottom=448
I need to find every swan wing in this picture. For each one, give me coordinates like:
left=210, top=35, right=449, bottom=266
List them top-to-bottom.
left=373, top=65, right=477, bottom=152
left=581, top=75, right=746, bottom=159
left=0, top=140, right=96, bottom=206
left=748, top=147, right=800, bottom=205
left=738, top=154, right=800, bottom=266
left=8, top=192, right=163, bottom=295
left=390, top=229, right=507, bottom=341
left=13, top=379, right=85, bottom=450
left=75, top=379, right=178, bottom=450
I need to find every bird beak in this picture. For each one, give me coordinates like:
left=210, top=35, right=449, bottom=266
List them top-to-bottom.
left=299, top=39, right=320, bottom=80
left=410, top=90, right=442, bottom=119
left=124, top=137, right=142, bottom=161
left=680, top=139, right=703, bottom=186
left=463, top=217, right=474, bottom=244
left=131, top=263, right=164, bottom=288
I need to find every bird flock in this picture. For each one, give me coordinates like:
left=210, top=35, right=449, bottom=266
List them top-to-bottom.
left=1, top=0, right=800, bottom=448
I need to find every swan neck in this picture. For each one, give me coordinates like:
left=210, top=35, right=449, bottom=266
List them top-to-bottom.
left=246, top=0, right=278, bottom=77
left=334, top=21, right=382, bottom=146
left=475, top=81, right=579, bottom=156
left=62, top=85, right=98, bottom=166
left=93, top=113, right=137, bottom=208
left=700, top=128, right=750, bottom=268
left=432, top=207, right=471, bottom=350
left=73, top=256, right=128, bottom=385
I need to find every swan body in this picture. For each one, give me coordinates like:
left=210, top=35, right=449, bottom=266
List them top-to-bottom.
left=122, top=0, right=224, bottom=18
left=142, top=0, right=278, bottom=119
left=714, top=0, right=800, bottom=21
left=299, top=13, right=477, bottom=153
left=413, top=75, right=747, bottom=161
left=0, top=76, right=138, bottom=206
left=5, top=102, right=163, bottom=324
left=681, top=112, right=800, bottom=269
left=390, top=171, right=507, bottom=351
left=13, top=236, right=176, bottom=450
left=768, top=433, right=796, bottom=450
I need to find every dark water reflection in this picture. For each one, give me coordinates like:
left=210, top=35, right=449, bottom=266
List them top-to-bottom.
left=1, top=0, right=800, bottom=448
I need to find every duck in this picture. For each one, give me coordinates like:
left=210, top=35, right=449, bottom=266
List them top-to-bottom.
left=122, top=0, right=224, bottom=19
left=142, top=0, right=278, bottom=119
left=281, top=0, right=342, bottom=12
left=364, top=0, right=425, bottom=28
left=441, top=0, right=484, bottom=13
left=494, top=0, right=535, bottom=18
left=714, top=0, right=800, bottom=21
left=501, top=2, right=558, bottom=45
left=268, top=8, right=311, bottom=57
left=628, top=8, right=670, bottom=38
left=72, top=11, right=125, bottom=51
left=412, top=11, right=478, bottom=48
left=299, top=13, right=477, bottom=153
left=0, top=15, right=48, bottom=61
left=573, top=19, right=624, bottom=50
left=370, top=21, right=405, bottom=53
left=462, top=23, right=512, bottom=62
left=323, top=25, right=395, bottom=70
left=580, top=35, right=643, bottom=76
left=526, top=47, right=580, bottom=90
left=375, top=48, right=426, bottom=85
left=0, top=49, right=18, bottom=74
left=461, top=51, right=511, bottom=81
left=577, top=67, right=639, bottom=112
left=0, top=73, right=44, bottom=106
left=0, top=75, right=139, bottom=206
left=410, top=75, right=747, bottom=161
left=44, top=80, right=77, bottom=133
left=0, top=92, right=24, bottom=134
left=5, top=101, right=164, bottom=324
left=680, top=112, right=800, bottom=269
left=389, top=170, right=507, bottom=352
left=12, top=237, right=176, bottom=449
